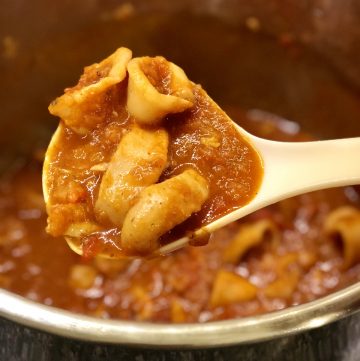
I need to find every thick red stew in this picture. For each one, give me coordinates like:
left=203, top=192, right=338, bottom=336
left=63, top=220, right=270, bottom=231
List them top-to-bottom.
left=0, top=109, right=359, bottom=322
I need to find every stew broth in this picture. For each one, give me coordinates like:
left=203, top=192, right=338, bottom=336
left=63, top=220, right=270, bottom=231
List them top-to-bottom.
left=1, top=13, right=360, bottom=322
left=0, top=110, right=359, bottom=322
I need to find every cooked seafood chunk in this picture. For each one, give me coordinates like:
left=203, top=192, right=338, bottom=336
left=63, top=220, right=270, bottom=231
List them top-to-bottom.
left=49, top=47, right=132, bottom=134
left=127, top=56, right=194, bottom=125
left=95, top=126, right=169, bottom=227
left=121, top=169, right=209, bottom=254
left=46, top=203, right=100, bottom=238
left=324, top=206, right=360, bottom=269
left=223, top=219, right=279, bottom=264
left=210, top=270, right=257, bottom=307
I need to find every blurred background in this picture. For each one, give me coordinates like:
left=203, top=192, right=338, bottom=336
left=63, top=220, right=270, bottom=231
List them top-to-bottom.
left=1, top=0, right=360, bottom=172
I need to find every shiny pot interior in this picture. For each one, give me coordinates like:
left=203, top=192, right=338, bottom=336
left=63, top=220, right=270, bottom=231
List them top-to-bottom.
left=0, top=0, right=360, bottom=347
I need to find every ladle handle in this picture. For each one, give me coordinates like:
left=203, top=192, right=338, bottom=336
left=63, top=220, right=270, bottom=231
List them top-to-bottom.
left=253, top=137, right=360, bottom=203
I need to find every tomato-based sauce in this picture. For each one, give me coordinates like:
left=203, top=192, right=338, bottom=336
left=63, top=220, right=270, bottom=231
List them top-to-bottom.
left=2, top=12, right=360, bottom=324
left=1, top=111, right=360, bottom=322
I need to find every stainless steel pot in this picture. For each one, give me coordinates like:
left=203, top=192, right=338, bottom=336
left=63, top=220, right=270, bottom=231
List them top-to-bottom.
left=1, top=0, right=360, bottom=360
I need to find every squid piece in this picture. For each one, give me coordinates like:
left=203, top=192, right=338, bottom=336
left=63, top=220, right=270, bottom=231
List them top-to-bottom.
left=49, top=47, right=132, bottom=134
left=127, top=56, right=194, bottom=125
left=94, top=126, right=169, bottom=227
left=121, top=169, right=209, bottom=254
left=46, top=203, right=100, bottom=238
left=324, top=206, right=360, bottom=269
left=0, top=217, right=26, bottom=247
left=223, top=219, right=279, bottom=264
left=64, top=222, right=101, bottom=239
left=275, top=253, right=299, bottom=273
left=94, top=257, right=131, bottom=276
left=68, top=265, right=98, bottom=290
left=210, top=270, right=257, bottom=307
left=263, top=270, right=300, bottom=299
left=171, top=298, right=187, bottom=323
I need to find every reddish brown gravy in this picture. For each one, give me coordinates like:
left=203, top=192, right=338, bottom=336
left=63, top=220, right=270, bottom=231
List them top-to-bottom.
left=46, top=82, right=263, bottom=257
left=1, top=111, right=359, bottom=322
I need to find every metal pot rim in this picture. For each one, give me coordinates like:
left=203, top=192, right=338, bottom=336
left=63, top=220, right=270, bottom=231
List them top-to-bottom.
left=1, top=282, right=360, bottom=347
